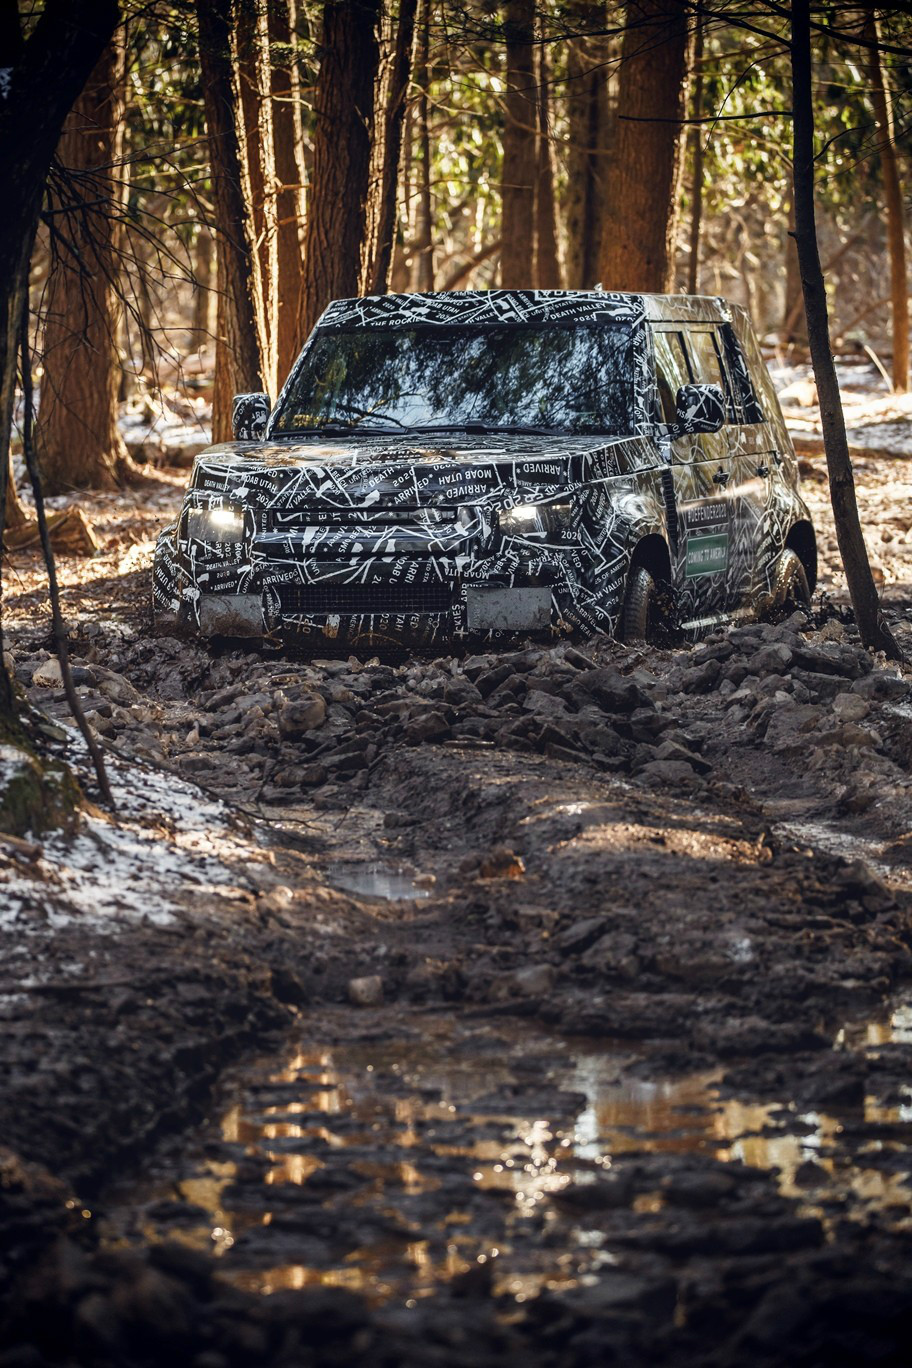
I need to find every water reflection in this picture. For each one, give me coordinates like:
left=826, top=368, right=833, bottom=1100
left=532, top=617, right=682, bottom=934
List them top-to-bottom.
left=326, top=863, right=432, bottom=902
left=105, top=1000, right=912, bottom=1304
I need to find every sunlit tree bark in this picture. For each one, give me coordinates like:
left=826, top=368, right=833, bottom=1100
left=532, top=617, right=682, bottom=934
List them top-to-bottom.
left=0, top=0, right=120, bottom=717
left=196, top=0, right=265, bottom=441
left=237, top=0, right=277, bottom=397
left=269, top=0, right=305, bottom=379
left=300, top=0, right=381, bottom=339
left=364, top=0, right=418, bottom=295
left=412, top=0, right=434, bottom=291
left=501, top=0, right=536, bottom=288
left=598, top=0, right=690, bottom=292
left=790, top=0, right=900, bottom=659
left=563, top=1, right=608, bottom=289
left=685, top=3, right=704, bottom=295
left=864, top=9, right=909, bottom=392
left=534, top=34, right=561, bottom=288
left=35, top=37, right=134, bottom=492
left=782, top=190, right=808, bottom=346
left=192, top=225, right=214, bottom=342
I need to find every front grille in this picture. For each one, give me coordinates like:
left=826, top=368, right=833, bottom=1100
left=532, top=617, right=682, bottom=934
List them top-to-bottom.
left=266, top=506, right=459, bottom=530
left=277, top=582, right=454, bottom=617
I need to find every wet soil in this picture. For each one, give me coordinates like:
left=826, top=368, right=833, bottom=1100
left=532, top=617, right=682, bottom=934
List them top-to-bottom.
left=3, top=448, right=912, bottom=1364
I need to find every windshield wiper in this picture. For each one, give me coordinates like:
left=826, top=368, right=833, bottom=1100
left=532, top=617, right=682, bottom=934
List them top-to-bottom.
left=289, top=423, right=401, bottom=436
left=407, top=423, right=560, bottom=436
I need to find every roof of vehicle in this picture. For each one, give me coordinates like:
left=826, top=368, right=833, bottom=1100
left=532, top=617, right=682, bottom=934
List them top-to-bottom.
left=316, top=289, right=733, bottom=330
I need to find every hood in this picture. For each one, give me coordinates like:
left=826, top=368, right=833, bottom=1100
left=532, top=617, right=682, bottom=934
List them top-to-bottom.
left=189, top=432, right=637, bottom=507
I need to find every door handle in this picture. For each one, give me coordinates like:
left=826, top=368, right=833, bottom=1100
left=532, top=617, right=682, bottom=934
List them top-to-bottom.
left=756, top=463, right=770, bottom=478
left=712, top=468, right=731, bottom=485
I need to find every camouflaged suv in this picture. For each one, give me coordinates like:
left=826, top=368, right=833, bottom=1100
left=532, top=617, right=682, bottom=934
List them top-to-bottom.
left=152, top=289, right=816, bottom=649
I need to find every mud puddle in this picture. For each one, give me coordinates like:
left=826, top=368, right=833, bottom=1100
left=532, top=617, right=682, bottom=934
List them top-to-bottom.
left=327, top=862, right=433, bottom=902
left=98, top=999, right=912, bottom=1309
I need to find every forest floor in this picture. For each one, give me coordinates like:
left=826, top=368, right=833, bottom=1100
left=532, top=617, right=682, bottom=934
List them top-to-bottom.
left=3, top=365, right=912, bottom=1365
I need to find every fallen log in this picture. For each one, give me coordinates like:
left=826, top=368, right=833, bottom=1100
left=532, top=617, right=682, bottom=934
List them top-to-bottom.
left=5, top=506, right=99, bottom=555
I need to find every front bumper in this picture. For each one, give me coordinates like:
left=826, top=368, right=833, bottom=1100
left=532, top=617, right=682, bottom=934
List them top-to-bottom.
left=153, top=537, right=567, bottom=645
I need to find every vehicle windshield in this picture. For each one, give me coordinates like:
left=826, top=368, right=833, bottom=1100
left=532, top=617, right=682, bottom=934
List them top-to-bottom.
left=272, top=324, right=634, bottom=437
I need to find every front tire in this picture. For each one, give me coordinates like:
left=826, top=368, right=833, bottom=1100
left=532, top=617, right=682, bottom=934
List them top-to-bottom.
left=771, top=547, right=811, bottom=617
left=622, top=564, right=667, bottom=643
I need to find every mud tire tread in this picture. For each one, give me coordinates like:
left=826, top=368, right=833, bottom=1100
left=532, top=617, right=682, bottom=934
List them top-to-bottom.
left=622, top=564, right=660, bottom=643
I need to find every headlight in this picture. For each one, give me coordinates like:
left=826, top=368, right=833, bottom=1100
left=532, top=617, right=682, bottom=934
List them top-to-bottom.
left=498, top=501, right=573, bottom=536
left=185, top=505, right=246, bottom=543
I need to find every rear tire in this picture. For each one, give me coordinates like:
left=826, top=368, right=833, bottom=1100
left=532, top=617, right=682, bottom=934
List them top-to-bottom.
left=771, top=547, right=811, bottom=616
left=622, top=564, right=666, bottom=644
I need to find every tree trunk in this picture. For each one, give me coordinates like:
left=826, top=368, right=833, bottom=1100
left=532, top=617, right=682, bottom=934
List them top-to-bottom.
left=0, top=0, right=121, bottom=718
left=197, top=0, right=265, bottom=442
left=236, top=0, right=277, bottom=398
left=269, top=0, right=305, bottom=381
left=299, top=0, right=381, bottom=340
left=364, top=0, right=418, bottom=295
left=412, top=0, right=434, bottom=292
left=500, top=0, right=536, bottom=288
left=598, top=0, right=691, bottom=292
left=790, top=0, right=899, bottom=660
left=562, top=1, right=608, bottom=289
left=685, top=3, right=703, bottom=294
left=864, top=10, right=909, bottom=392
left=534, top=32, right=561, bottom=288
left=34, top=37, right=133, bottom=493
left=782, top=191, right=808, bottom=345
left=192, top=225, right=214, bottom=342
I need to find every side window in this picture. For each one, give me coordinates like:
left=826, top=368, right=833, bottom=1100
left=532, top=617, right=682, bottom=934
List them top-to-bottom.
left=720, top=323, right=765, bottom=424
left=686, top=328, right=741, bottom=425
left=687, top=329, right=726, bottom=389
left=653, top=330, right=692, bottom=424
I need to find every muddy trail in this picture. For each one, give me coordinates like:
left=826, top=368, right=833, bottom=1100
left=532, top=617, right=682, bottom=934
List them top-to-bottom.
left=3, top=455, right=912, bottom=1364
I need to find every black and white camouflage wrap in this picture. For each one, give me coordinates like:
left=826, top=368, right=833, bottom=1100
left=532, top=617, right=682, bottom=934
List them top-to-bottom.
left=152, top=289, right=815, bottom=649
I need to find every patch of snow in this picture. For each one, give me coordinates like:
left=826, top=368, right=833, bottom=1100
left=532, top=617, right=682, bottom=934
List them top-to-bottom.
left=0, top=744, right=267, bottom=936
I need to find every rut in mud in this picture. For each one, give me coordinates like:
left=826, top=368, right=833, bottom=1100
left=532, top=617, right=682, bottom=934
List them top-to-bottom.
left=3, top=452, right=912, bottom=1364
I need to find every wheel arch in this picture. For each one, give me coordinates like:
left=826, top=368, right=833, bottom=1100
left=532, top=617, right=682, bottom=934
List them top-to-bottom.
left=786, top=519, right=817, bottom=593
left=628, top=532, right=673, bottom=585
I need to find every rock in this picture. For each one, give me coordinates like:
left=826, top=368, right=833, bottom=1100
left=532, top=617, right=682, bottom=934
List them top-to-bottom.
left=693, top=638, right=735, bottom=664
left=747, top=642, right=793, bottom=675
left=791, top=642, right=870, bottom=680
left=564, top=646, right=596, bottom=670
left=31, top=657, right=62, bottom=688
left=677, top=660, right=722, bottom=694
left=475, top=664, right=514, bottom=697
left=94, top=667, right=142, bottom=704
left=573, top=667, right=652, bottom=713
left=791, top=669, right=849, bottom=702
left=850, top=671, right=910, bottom=701
left=523, top=690, right=570, bottom=720
left=832, top=691, right=870, bottom=723
left=277, top=694, right=326, bottom=738
left=762, top=703, right=823, bottom=752
left=403, top=708, right=450, bottom=743
left=815, top=723, right=881, bottom=750
left=651, top=738, right=711, bottom=774
left=323, top=742, right=373, bottom=773
left=638, top=759, right=700, bottom=786
left=299, top=763, right=327, bottom=786
left=478, top=846, right=525, bottom=879
left=256, top=886, right=294, bottom=917
left=555, top=916, right=607, bottom=955
left=508, top=963, right=555, bottom=996
left=347, top=975, right=384, bottom=1006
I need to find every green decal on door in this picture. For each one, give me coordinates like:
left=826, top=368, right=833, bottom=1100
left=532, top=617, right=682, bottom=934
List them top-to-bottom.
left=685, top=532, right=729, bottom=577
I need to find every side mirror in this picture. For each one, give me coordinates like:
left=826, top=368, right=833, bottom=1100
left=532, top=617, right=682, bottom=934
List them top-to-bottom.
left=674, top=383, right=726, bottom=436
left=232, top=392, right=270, bottom=441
